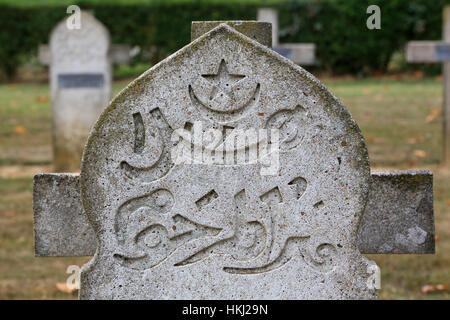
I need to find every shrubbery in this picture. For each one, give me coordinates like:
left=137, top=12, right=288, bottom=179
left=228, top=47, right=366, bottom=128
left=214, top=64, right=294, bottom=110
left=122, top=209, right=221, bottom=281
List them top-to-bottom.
left=0, top=0, right=449, bottom=80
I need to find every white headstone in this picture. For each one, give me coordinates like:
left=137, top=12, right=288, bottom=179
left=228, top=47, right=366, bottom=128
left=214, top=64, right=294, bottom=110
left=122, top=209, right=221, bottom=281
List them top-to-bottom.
left=49, top=11, right=111, bottom=171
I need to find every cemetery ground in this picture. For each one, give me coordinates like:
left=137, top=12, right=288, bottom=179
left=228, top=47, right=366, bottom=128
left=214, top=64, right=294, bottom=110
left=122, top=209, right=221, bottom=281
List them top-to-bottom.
left=0, top=77, right=449, bottom=300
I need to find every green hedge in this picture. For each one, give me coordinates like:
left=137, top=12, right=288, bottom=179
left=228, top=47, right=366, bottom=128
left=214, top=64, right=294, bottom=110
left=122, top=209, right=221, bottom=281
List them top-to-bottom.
left=0, top=0, right=449, bottom=80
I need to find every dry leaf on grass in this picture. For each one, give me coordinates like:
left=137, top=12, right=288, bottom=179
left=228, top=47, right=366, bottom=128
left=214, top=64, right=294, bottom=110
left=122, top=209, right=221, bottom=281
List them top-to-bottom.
left=413, top=70, right=424, bottom=79
left=374, top=95, right=384, bottom=102
left=35, top=96, right=49, bottom=103
left=426, top=108, right=442, bottom=123
left=13, top=126, right=27, bottom=134
left=407, top=136, right=425, bottom=144
left=367, top=137, right=384, bottom=144
left=413, top=149, right=426, bottom=158
left=407, top=160, right=416, bottom=167
left=446, top=200, right=450, bottom=206
left=1, top=210, right=18, bottom=217
left=56, top=282, right=78, bottom=294
left=421, top=284, right=448, bottom=294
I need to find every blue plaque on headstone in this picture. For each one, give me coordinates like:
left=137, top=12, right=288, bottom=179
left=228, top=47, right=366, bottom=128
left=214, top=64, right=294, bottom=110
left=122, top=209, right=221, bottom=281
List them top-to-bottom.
left=435, top=44, right=450, bottom=62
left=273, top=47, right=292, bottom=60
left=58, top=73, right=104, bottom=88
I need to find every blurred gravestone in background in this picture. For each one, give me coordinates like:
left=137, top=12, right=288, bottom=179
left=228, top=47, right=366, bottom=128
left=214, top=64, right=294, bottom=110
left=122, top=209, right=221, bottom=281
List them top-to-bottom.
left=407, top=5, right=450, bottom=167
left=257, top=7, right=315, bottom=66
left=39, top=11, right=131, bottom=172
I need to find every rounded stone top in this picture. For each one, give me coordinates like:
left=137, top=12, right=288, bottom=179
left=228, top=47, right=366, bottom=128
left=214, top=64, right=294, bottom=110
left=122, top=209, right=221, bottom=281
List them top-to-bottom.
left=191, top=21, right=272, bottom=47
left=80, top=23, right=374, bottom=299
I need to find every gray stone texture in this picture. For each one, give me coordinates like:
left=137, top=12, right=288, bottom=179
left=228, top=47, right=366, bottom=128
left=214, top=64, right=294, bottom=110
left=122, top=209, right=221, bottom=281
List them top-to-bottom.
left=357, top=171, right=434, bottom=254
left=33, top=173, right=96, bottom=256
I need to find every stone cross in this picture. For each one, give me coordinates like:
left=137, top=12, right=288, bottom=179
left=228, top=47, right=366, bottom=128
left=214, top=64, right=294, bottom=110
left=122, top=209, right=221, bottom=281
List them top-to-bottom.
left=406, top=6, right=450, bottom=166
left=257, top=8, right=315, bottom=65
left=38, top=11, right=131, bottom=172
left=33, top=21, right=434, bottom=299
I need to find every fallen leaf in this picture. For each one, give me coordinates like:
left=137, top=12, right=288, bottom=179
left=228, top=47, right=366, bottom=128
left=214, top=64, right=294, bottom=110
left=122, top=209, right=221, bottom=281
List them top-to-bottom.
left=413, top=70, right=424, bottom=79
left=384, top=84, right=390, bottom=90
left=35, top=96, right=48, bottom=103
left=426, top=108, right=441, bottom=123
left=13, top=126, right=27, bottom=134
left=367, top=137, right=384, bottom=144
left=413, top=149, right=426, bottom=158
left=407, top=159, right=416, bottom=167
left=446, top=200, right=450, bottom=207
left=1, top=210, right=17, bottom=217
left=435, top=234, right=440, bottom=242
left=56, top=282, right=77, bottom=294
left=421, top=284, right=448, bottom=294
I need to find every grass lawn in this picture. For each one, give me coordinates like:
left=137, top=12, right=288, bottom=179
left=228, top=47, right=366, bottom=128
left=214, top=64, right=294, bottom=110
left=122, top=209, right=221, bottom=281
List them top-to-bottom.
left=0, top=76, right=448, bottom=299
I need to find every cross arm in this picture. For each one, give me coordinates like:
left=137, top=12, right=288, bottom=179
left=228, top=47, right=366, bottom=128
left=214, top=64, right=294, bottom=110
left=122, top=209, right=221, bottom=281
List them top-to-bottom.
left=406, top=41, right=450, bottom=63
left=274, top=44, right=316, bottom=66
left=33, top=171, right=434, bottom=257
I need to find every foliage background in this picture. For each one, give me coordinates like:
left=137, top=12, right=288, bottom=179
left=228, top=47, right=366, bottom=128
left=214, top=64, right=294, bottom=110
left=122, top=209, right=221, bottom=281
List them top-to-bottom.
left=1, top=0, right=450, bottom=80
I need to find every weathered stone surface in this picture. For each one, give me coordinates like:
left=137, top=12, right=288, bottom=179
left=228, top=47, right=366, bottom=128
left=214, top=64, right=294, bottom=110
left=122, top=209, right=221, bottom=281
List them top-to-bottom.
left=49, top=11, right=112, bottom=172
left=76, top=22, right=377, bottom=299
left=33, top=171, right=435, bottom=257
left=357, top=171, right=434, bottom=254
left=33, top=173, right=96, bottom=257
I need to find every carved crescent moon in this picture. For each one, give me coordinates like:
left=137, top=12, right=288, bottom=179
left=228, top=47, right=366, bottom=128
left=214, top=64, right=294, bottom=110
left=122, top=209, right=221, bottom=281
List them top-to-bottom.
left=189, top=83, right=261, bottom=124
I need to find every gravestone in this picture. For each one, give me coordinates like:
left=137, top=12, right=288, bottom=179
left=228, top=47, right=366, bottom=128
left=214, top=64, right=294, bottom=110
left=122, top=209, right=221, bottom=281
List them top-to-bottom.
left=406, top=6, right=450, bottom=166
left=257, top=8, right=315, bottom=65
left=39, top=11, right=131, bottom=172
left=33, top=21, right=434, bottom=300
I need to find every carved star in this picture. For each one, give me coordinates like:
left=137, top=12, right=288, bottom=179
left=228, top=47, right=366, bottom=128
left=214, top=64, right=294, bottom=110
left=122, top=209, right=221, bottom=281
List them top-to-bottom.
left=202, top=59, right=245, bottom=101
